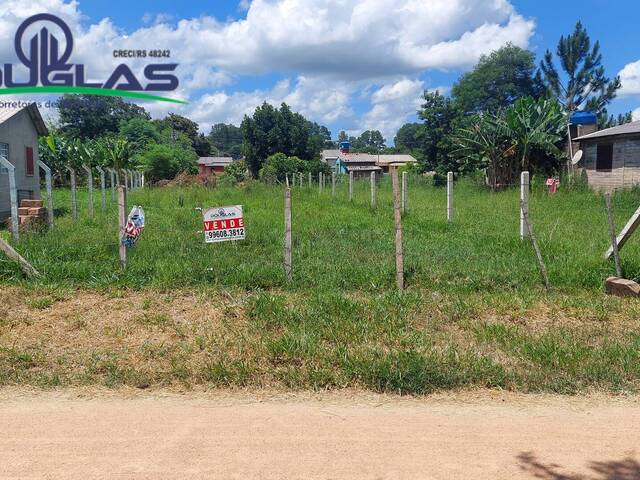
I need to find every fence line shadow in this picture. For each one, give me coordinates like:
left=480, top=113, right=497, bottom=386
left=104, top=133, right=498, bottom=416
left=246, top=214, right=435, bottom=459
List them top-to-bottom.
left=517, top=452, right=640, bottom=480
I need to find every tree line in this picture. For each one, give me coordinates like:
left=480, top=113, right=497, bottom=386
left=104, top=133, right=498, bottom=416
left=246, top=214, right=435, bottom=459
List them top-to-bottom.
left=392, top=22, right=628, bottom=187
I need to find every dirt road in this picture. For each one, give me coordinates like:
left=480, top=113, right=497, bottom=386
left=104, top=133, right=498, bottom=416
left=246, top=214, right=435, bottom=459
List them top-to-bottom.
left=1, top=390, right=639, bottom=480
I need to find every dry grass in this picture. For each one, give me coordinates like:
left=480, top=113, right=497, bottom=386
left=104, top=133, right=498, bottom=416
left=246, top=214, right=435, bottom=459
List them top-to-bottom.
left=2, top=286, right=640, bottom=394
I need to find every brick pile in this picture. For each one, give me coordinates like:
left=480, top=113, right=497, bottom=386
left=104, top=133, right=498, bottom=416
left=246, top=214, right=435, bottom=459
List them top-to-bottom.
left=18, top=199, right=47, bottom=226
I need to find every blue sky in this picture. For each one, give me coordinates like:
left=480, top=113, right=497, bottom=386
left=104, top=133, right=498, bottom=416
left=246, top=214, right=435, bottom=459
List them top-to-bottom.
left=2, top=0, right=640, bottom=142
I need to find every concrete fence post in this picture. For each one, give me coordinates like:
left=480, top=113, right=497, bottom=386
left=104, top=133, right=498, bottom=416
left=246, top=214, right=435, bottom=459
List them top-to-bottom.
left=0, top=155, right=18, bottom=241
left=38, top=160, right=54, bottom=229
left=82, top=165, right=93, bottom=218
left=66, top=166, right=77, bottom=222
left=96, top=166, right=106, bottom=211
left=308, top=171, right=312, bottom=187
left=332, top=171, right=336, bottom=197
left=349, top=171, right=353, bottom=202
left=370, top=171, right=376, bottom=208
left=520, top=171, right=530, bottom=239
left=319, top=172, right=323, bottom=193
left=447, top=172, right=454, bottom=223
left=118, top=185, right=127, bottom=269
left=284, top=188, right=292, bottom=281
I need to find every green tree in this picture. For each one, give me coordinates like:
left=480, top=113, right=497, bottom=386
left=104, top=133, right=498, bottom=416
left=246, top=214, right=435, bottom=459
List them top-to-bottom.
left=539, top=21, right=621, bottom=117
left=452, top=44, right=541, bottom=113
left=417, top=91, right=464, bottom=174
left=58, top=94, right=149, bottom=139
left=503, top=97, right=565, bottom=171
left=241, top=102, right=323, bottom=176
left=600, top=110, right=633, bottom=129
left=153, top=113, right=200, bottom=146
left=119, top=117, right=160, bottom=154
left=208, top=123, right=243, bottom=157
left=394, top=123, right=423, bottom=152
left=337, top=130, right=349, bottom=143
left=193, top=133, right=215, bottom=157
left=140, top=143, right=198, bottom=183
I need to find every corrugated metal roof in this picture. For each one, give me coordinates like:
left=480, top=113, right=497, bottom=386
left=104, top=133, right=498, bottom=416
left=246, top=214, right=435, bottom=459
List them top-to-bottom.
left=0, top=104, right=48, bottom=136
left=0, top=107, right=23, bottom=124
left=575, top=121, right=640, bottom=141
left=321, top=149, right=341, bottom=160
left=338, top=153, right=378, bottom=163
left=375, top=154, right=418, bottom=165
left=198, top=157, right=234, bottom=166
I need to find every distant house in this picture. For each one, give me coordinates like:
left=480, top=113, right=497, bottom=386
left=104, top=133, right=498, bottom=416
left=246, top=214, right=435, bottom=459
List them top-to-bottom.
left=0, top=103, right=48, bottom=220
left=575, top=120, right=640, bottom=191
left=322, top=140, right=417, bottom=178
left=321, top=149, right=341, bottom=170
left=375, top=154, right=418, bottom=173
left=198, top=157, right=234, bottom=177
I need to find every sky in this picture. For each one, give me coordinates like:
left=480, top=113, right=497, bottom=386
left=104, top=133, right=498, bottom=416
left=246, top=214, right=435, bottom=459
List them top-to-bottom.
left=1, top=0, right=640, bottom=143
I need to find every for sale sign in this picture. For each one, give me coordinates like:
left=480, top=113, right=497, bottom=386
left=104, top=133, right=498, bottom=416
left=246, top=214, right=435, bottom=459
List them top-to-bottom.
left=203, top=205, right=245, bottom=243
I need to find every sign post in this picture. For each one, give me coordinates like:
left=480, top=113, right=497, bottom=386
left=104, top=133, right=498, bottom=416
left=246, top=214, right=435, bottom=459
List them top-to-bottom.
left=203, top=205, right=245, bottom=243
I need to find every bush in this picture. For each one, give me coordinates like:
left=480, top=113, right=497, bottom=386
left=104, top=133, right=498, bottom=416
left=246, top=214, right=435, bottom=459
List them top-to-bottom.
left=141, top=143, right=197, bottom=182
left=259, top=153, right=306, bottom=183
left=221, top=160, right=248, bottom=185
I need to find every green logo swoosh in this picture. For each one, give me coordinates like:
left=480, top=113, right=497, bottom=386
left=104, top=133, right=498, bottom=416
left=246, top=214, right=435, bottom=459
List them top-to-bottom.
left=0, top=86, right=188, bottom=104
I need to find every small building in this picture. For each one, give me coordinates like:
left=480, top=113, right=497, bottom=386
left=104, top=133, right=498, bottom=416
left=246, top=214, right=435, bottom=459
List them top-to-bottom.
left=0, top=103, right=48, bottom=220
left=575, top=120, right=640, bottom=191
left=322, top=140, right=417, bottom=178
left=321, top=149, right=341, bottom=170
left=375, top=154, right=418, bottom=173
left=198, top=157, right=234, bottom=177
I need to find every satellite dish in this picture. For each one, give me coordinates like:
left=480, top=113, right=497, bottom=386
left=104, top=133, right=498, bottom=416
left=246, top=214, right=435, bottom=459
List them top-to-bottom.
left=571, top=150, right=583, bottom=165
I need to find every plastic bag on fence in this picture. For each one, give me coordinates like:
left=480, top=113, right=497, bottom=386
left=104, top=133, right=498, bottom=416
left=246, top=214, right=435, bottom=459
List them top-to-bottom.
left=121, top=206, right=145, bottom=248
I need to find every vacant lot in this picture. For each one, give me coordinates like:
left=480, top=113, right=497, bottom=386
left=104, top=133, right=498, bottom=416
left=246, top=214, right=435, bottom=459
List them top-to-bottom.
left=2, top=178, right=640, bottom=394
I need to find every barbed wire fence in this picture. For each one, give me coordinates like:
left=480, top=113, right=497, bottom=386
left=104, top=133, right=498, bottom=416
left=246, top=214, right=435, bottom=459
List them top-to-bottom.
left=0, top=166, right=627, bottom=291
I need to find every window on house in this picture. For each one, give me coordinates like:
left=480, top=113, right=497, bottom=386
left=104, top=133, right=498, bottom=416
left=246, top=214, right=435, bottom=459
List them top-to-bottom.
left=0, top=142, right=8, bottom=174
left=596, top=144, right=613, bottom=171
left=25, top=146, right=34, bottom=176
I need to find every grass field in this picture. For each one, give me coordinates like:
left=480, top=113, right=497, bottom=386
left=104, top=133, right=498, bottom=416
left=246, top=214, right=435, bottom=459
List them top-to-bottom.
left=2, top=176, right=640, bottom=394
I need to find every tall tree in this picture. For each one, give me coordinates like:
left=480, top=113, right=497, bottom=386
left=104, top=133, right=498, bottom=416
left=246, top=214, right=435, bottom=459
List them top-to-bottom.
left=539, top=21, right=621, bottom=117
left=452, top=44, right=541, bottom=114
left=417, top=91, right=464, bottom=174
left=58, top=94, right=149, bottom=139
left=241, top=102, right=322, bottom=176
left=153, top=113, right=199, bottom=145
left=208, top=123, right=243, bottom=157
left=394, top=123, right=423, bottom=152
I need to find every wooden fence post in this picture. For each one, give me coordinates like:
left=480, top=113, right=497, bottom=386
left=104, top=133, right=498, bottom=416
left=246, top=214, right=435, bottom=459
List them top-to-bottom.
left=0, top=155, right=19, bottom=241
left=37, top=160, right=54, bottom=229
left=82, top=165, right=93, bottom=218
left=67, top=166, right=77, bottom=222
left=96, top=166, right=106, bottom=211
left=391, top=168, right=404, bottom=290
left=332, top=171, right=336, bottom=197
left=349, top=171, right=353, bottom=202
left=370, top=171, right=376, bottom=208
left=401, top=171, right=407, bottom=213
left=447, top=171, right=454, bottom=223
left=520, top=171, right=530, bottom=239
left=118, top=185, right=127, bottom=269
left=284, top=188, right=292, bottom=281
left=605, top=193, right=623, bottom=277
left=520, top=199, right=549, bottom=290
left=0, top=237, right=39, bottom=277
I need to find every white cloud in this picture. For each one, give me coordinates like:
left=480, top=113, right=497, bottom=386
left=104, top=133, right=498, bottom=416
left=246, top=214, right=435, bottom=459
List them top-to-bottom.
left=0, top=0, right=535, bottom=139
left=620, top=60, right=640, bottom=95
left=360, top=78, right=426, bottom=141
left=632, top=107, right=640, bottom=121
